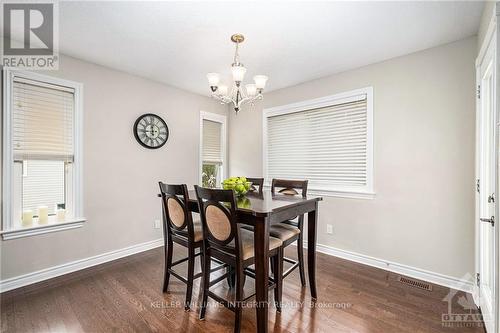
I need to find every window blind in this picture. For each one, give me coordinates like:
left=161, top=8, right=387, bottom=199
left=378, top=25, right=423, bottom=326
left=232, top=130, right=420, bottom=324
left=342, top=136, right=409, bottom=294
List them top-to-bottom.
left=12, top=77, right=74, bottom=162
left=266, top=97, right=368, bottom=191
left=202, top=119, right=222, bottom=164
left=22, top=160, right=65, bottom=215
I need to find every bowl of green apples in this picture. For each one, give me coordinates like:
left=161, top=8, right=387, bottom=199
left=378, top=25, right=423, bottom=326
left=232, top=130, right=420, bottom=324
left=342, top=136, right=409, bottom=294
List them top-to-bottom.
left=222, top=177, right=252, bottom=197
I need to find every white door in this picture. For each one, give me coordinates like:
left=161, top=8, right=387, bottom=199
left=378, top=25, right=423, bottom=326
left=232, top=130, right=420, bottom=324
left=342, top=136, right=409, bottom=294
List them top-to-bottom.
left=477, top=29, right=497, bottom=333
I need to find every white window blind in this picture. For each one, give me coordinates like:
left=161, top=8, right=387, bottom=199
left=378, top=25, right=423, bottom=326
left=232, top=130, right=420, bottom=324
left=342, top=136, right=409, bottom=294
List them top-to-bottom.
left=12, top=77, right=74, bottom=162
left=266, top=93, right=373, bottom=195
left=202, top=119, right=222, bottom=164
left=22, top=160, right=65, bottom=215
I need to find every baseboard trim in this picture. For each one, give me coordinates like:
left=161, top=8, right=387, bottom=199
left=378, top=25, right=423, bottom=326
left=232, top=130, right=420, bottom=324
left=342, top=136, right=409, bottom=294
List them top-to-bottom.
left=0, top=238, right=163, bottom=293
left=1, top=238, right=474, bottom=295
left=303, top=242, right=475, bottom=294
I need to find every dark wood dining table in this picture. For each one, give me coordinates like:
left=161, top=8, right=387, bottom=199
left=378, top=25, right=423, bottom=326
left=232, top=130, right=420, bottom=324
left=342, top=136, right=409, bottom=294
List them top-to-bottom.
left=185, top=189, right=322, bottom=333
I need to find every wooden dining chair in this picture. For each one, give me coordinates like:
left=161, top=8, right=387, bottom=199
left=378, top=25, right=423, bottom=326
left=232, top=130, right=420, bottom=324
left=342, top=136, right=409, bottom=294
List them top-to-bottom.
left=246, top=177, right=264, bottom=194
left=269, top=179, right=308, bottom=286
left=158, top=182, right=225, bottom=311
left=194, top=186, right=284, bottom=333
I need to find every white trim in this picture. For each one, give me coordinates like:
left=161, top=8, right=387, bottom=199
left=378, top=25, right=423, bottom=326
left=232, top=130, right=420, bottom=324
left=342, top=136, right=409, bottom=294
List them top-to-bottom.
left=475, top=10, right=500, bottom=332
left=477, top=10, right=497, bottom=68
left=474, top=13, right=498, bottom=308
left=474, top=60, right=481, bottom=307
left=1, top=69, right=85, bottom=232
left=3, top=69, right=14, bottom=232
left=74, top=77, right=84, bottom=218
left=262, top=87, right=374, bottom=198
left=263, top=88, right=369, bottom=117
left=199, top=111, right=227, bottom=185
left=261, top=183, right=375, bottom=199
left=307, top=189, right=375, bottom=199
left=1, top=219, right=86, bottom=240
left=0, top=238, right=163, bottom=293
left=302, top=242, right=474, bottom=294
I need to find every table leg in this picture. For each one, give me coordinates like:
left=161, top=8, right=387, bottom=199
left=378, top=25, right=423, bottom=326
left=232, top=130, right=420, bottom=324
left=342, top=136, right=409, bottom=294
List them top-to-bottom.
left=307, top=203, right=318, bottom=300
left=254, top=217, right=269, bottom=333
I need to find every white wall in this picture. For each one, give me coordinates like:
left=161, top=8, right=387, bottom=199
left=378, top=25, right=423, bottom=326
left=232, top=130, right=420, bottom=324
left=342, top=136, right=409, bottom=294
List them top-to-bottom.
left=229, top=37, right=477, bottom=279
left=0, top=55, right=226, bottom=280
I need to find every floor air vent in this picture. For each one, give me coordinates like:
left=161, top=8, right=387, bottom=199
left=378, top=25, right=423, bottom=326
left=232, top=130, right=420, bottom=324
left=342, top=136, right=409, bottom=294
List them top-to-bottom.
left=397, top=276, right=433, bottom=291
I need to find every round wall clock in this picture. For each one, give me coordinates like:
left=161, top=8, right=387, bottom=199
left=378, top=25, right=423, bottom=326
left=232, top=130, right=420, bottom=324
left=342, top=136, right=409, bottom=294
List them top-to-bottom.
left=133, top=113, right=169, bottom=149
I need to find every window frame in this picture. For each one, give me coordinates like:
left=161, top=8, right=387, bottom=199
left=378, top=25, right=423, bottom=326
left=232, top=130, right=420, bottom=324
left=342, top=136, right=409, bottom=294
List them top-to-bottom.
left=2, top=69, right=85, bottom=240
left=262, top=87, right=374, bottom=199
left=199, top=111, right=227, bottom=187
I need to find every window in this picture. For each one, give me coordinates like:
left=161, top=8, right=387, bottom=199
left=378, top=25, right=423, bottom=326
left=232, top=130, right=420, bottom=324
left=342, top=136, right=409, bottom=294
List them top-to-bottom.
left=2, top=70, right=84, bottom=239
left=263, top=87, right=374, bottom=198
left=200, top=111, right=226, bottom=188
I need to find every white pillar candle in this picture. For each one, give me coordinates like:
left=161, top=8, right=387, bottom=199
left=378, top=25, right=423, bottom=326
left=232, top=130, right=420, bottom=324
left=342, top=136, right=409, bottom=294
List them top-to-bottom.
left=38, top=206, right=48, bottom=224
left=56, top=209, right=66, bottom=222
left=22, top=210, right=33, bottom=227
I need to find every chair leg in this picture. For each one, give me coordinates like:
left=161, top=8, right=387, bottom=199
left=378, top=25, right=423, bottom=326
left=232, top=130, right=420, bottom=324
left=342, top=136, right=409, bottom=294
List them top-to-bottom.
left=297, top=233, right=306, bottom=287
left=163, top=237, right=173, bottom=292
left=185, top=247, right=195, bottom=311
left=199, top=247, right=211, bottom=320
left=199, top=248, right=205, bottom=272
left=273, top=248, right=283, bottom=313
left=270, top=256, right=276, bottom=275
left=234, top=263, right=244, bottom=333
left=226, top=265, right=236, bottom=289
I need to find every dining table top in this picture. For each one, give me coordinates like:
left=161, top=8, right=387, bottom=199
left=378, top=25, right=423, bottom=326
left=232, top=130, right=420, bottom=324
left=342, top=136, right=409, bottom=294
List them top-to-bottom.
left=186, top=189, right=322, bottom=217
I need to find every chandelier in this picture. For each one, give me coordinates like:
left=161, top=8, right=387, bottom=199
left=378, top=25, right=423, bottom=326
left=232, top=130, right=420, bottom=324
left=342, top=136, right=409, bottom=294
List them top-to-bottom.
left=207, top=34, right=268, bottom=113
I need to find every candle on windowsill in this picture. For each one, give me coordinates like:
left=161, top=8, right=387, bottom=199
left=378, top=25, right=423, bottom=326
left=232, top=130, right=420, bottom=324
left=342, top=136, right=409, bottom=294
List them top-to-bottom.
left=37, top=206, right=48, bottom=224
left=56, top=209, right=66, bottom=222
left=22, top=210, right=33, bottom=227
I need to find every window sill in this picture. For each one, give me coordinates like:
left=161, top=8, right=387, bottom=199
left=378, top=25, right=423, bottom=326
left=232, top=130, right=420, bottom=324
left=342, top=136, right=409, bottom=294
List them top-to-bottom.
left=308, top=189, right=376, bottom=200
left=1, top=218, right=86, bottom=240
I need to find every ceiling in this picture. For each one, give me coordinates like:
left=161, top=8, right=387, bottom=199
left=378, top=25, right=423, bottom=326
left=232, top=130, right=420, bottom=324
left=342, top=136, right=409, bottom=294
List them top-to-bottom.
left=52, top=1, right=484, bottom=95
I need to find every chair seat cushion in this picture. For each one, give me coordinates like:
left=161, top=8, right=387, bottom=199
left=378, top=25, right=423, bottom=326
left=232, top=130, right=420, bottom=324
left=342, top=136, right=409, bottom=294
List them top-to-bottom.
left=269, top=223, right=300, bottom=241
left=239, top=228, right=283, bottom=260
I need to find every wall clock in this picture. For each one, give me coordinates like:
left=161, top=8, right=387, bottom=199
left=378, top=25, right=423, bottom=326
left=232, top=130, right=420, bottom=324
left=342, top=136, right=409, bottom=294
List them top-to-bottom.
left=133, top=113, right=169, bottom=149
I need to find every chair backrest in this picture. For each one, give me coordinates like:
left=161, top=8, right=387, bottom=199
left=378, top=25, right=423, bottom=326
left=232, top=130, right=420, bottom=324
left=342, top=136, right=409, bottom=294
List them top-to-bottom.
left=247, top=177, right=264, bottom=194
left=271, top=179, right=308, bottom=198
left=271, top=179, right=308, bottom=227
left=158, top=182, right=195, bottom=240
left=194, top=186, right=242, bottom=257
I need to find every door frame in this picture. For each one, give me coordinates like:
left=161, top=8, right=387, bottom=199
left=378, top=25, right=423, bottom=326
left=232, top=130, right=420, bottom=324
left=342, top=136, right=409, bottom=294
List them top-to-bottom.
left=475, top=6, right=499, bottom=332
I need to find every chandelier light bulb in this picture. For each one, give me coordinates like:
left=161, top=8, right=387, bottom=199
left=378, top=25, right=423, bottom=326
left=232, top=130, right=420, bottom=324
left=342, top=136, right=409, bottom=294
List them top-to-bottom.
left=231, top=65, right=247, bottom=83
left=207, top=73, right=220, bottom=87
left=253, top=75, right=268, bottom=89
left=245, top=84, right=257, bottom=97
left=218, top=85, right=228, bottom=96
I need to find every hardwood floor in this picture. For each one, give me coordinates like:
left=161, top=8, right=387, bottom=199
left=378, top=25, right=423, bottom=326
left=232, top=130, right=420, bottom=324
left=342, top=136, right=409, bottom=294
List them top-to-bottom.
left=1, top=245, right=485, bottom=333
